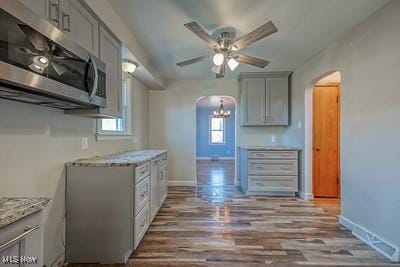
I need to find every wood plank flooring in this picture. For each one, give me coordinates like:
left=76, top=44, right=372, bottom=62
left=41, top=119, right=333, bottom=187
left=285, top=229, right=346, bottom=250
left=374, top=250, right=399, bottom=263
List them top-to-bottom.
left=196, top=159, right=235, bottom=185
left=70, top=186, right=397, bottom=266
left=129, top=186, right=396, bottom=266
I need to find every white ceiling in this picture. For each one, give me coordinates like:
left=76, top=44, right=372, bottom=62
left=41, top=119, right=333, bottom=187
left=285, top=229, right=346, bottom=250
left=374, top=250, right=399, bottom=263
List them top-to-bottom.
left=110, top=0, right=388, bottom=80
left=316, top=71, right=341, bottom=85
left=197, top=96, right=235, bottom=108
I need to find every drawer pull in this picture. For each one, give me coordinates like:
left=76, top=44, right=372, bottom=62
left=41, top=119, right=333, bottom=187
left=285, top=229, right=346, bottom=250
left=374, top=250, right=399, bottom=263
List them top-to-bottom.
left=281, top=153, right=291, bottom=157
left=256, top=166, right=265, bottom=170
left=281, top=166, right=291, bottom=171
left=140, top=191, right=147, bottom=197
left=141, top=218, right=147, bottom=227
left=0, top=225, right=40, bottom=252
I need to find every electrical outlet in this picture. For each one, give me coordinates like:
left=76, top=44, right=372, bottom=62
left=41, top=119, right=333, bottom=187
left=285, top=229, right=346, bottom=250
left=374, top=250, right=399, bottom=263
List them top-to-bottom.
left=271, top=135, right=277, bottom=144
left=81, top=137, right=88, bottom=150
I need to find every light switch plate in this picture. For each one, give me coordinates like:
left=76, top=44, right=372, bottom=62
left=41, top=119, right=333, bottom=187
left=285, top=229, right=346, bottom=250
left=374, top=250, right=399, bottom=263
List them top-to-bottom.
left=297, top=121, right=302, bottom=129
left=81, top=137, right=88, bottom=150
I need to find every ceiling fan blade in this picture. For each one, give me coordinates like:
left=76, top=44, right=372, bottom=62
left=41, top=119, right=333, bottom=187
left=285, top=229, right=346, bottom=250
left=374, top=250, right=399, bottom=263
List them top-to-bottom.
left=184, top=21, right=219, bottom=49
left=232, top=21, right=277, bottom=51
left=18, top=24, right=50, bottom=52
left=0, top=40, right=38, bottom=55
left=234, top=54, right=269, bottom=68
left=176, top=55, right=209, bottom=67
left=51, top=62, right=68, bottom=75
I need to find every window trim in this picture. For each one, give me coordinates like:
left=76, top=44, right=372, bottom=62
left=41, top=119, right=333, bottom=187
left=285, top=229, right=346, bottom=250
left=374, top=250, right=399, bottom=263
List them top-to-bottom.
left=96, top=76, right=132, bottom=141
left=209, top=116, right=226, bottom=145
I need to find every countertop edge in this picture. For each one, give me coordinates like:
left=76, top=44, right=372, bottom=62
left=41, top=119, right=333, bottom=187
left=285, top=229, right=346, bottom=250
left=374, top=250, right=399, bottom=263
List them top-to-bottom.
left=66, top=149, right=168, bottom=167
left=0, top=198, right=51, bottom=229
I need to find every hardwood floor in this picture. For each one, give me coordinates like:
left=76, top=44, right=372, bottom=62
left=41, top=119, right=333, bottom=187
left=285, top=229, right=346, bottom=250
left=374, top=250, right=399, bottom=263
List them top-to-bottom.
left=196, top=159, right=235, bottom=186
left=129, top=186, right=395, bottom=266
left=70, top=187, right=396, bottom=266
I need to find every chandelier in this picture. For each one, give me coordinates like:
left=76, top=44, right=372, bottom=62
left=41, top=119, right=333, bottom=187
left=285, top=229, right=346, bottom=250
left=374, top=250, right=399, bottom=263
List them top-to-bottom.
left=213, top=99, right=231, bottom=118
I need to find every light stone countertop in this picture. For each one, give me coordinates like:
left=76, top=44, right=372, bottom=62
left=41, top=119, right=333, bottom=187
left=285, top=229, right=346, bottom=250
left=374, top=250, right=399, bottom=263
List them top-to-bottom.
left=239, top=146, right=302, bottom=151
left=67, top=150, right=168, bottom=167
left=0, top=197, right=51, bottom=229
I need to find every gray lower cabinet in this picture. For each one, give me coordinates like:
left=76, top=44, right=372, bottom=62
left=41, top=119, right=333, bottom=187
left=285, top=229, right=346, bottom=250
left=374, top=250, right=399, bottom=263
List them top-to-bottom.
left=239, top=72, right=291, bottom=126
left=239, top=147, right=299, bottom=196
left=66, top=153, right=167, bottom=264
left=0, top=212, right=44, bottom=267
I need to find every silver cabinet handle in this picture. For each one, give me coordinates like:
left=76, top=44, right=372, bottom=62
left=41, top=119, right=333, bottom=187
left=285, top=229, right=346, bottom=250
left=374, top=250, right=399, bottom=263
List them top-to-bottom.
left=49, top=0, right=59, bottom=23
left=62, top=12, right=71, bottom=32
left=0, top=225, right=40, bottom=252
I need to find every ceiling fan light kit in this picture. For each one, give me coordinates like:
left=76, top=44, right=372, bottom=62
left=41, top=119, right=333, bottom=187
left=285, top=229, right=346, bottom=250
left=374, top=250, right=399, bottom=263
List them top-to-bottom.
left=176, top=20, right=277, bottom=78
left=213, top=53, right=225, bottom=66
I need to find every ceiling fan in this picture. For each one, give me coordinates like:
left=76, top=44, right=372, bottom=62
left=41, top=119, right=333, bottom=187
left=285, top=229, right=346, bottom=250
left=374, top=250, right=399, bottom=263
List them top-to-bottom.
left=176, top=21, right=278, bottom=78
left=0, top=24, right=83, bottom=76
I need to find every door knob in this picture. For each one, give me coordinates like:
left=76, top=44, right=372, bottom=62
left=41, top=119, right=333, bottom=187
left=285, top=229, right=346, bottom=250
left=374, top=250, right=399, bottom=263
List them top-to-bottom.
left=316, top=147, right=321, bottom=151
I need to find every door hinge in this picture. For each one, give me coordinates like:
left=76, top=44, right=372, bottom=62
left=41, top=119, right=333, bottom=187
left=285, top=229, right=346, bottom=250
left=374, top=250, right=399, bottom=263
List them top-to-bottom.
left=337, top=95, right=340, bottom=103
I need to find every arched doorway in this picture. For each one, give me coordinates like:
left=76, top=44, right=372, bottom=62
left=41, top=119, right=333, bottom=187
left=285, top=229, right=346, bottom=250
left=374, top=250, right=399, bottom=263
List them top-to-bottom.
left=305, top=71, right=341, bottom=202
left=195, top=96, right=236, bottom=186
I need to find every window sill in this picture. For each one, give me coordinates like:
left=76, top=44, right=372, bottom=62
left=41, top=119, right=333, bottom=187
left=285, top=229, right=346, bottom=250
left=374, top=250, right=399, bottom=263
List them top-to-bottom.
left=96, top=133, right=135, bottom=141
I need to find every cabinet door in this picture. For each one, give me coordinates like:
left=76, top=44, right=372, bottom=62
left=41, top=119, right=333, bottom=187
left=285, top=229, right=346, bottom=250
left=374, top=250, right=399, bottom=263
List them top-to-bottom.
left=19, top=0, right=54, bottom=25
left=60, top=0, right=99, bottom=56
left=99, top=26, right=122, bottom=118
left=267, top=77, right=288, bottom=125
left=240, top=78, right=266, bottom=126
left=150, top=159, right=159, bottom=221
left=158, top=165, right=167, bottom=206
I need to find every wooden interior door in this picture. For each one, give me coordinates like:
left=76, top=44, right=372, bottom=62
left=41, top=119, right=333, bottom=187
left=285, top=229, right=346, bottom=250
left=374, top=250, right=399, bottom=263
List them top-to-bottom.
left=313, top=84, right=340, bottom=198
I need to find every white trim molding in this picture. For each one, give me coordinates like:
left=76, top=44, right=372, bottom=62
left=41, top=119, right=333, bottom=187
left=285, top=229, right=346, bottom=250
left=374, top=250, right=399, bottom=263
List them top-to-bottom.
left=196, top=157, right=235, bottom=160
left=167, top=181, right=196, bottom=186
left=296, top=191, right=314, bottom=200
left=339, top=215, right=399, bottom=262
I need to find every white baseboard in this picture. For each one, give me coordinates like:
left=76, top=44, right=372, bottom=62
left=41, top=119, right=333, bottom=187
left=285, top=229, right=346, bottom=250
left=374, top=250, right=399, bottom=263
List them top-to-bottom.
left=196, top=157, right=235, bottom=160
left=167, top=180, right=196, bottom=186
left=296, top=191, right=314, bottom=200
left=339, top=215, right=399, bottom=262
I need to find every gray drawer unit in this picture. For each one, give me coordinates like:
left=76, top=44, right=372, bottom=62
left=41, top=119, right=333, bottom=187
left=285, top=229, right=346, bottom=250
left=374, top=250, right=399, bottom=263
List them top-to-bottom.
left=239, top=147, right=300, bottom=196
left=65, top=151, right=168, bottom=264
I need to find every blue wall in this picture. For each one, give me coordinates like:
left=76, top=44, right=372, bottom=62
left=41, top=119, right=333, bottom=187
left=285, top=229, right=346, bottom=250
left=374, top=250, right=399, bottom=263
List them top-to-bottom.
left=196, top=105, right=235, bottom=158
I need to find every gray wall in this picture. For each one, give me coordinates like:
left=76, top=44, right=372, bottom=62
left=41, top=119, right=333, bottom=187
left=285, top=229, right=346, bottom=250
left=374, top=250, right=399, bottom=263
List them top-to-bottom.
left=284, top=0, right=400, bottom=248
left=0, top=77, right=149, bottom=265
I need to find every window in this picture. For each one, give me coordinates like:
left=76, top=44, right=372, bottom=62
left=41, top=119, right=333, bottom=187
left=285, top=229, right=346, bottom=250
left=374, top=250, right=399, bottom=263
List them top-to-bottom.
left=97, top=78, right=131, bottom=140
left=210, top=117, right=225, bottom=144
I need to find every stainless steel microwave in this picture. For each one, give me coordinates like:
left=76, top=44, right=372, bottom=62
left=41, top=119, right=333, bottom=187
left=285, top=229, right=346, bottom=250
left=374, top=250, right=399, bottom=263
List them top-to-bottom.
left=0, top=0, right=106, bottom=110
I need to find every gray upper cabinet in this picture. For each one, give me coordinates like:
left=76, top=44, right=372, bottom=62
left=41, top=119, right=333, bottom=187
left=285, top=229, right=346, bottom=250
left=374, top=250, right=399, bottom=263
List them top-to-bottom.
left=18, top=0, right=54, bottom=25
left=19, top=0, right=99, bottom=56
left=60, top=0, right=99, bottom=56
left=99, top=25, right=122, bottom=118
left=239, top=72, right=291, bottom=126
left=268, top=76, right=289, bottom=125
left=240, top=78, right=266, bottom=126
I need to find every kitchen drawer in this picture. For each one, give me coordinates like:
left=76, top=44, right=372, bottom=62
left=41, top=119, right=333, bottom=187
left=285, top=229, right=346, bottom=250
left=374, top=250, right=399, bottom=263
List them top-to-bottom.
left=248, top=150, right=297, bottom=159
left=159, top=154, right=168, bottom=166
left=248, top=160, right=298, bottom=176
left=135, top=161, right=150, bottom=184
left=134, top=176, right=150, bottom=216
left=248, top=176, right=297, bottom=192
left=134, top=202, right=150, bottom=250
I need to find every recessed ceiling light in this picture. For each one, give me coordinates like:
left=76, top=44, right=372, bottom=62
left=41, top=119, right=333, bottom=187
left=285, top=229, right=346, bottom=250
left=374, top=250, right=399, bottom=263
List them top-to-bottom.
left=122, top=60, right=138, bottom=74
